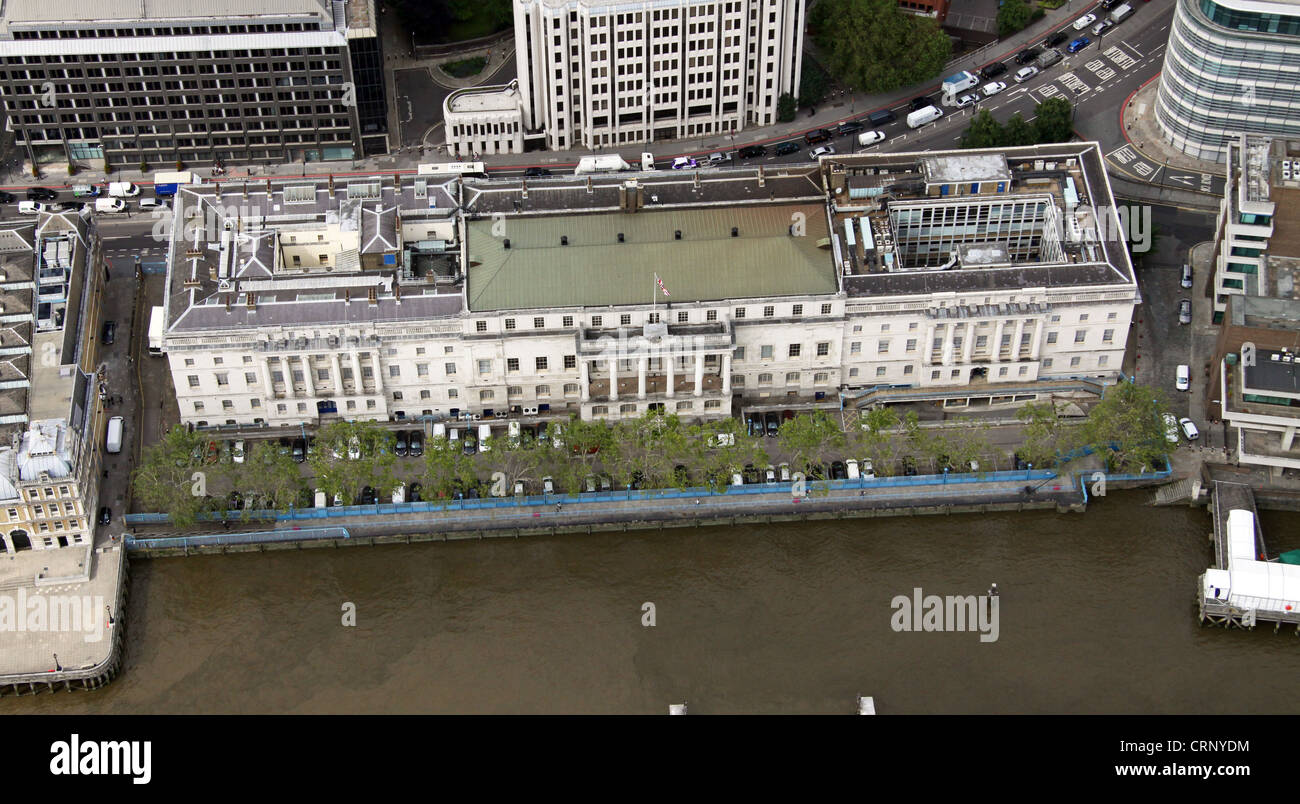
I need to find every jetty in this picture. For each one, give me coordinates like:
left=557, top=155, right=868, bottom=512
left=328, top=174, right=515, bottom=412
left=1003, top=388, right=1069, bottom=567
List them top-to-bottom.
left=1198, top=481, right=1300, bottom=632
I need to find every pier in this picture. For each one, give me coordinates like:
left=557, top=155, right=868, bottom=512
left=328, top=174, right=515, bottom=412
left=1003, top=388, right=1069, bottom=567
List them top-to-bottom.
left=1198, top=481, right=1300, bottom=633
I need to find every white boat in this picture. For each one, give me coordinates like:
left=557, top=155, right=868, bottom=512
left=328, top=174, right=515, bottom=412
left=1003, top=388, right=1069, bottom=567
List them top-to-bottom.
left=857, top=696, right=876, bottom=715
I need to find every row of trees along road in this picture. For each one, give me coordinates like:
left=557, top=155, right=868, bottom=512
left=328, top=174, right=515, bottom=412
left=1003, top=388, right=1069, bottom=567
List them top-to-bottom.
left=133, top=384, right=1172, bottom=525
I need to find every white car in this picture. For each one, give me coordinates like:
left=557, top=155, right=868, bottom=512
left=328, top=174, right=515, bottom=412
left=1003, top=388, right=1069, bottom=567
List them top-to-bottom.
left=1073, top=13, right=1097, bottom=30
left=1014, top=66, right=1040, bottom=83
left=982, top=81, right=1007, bottom=98
left=954, top=93, right=980, bottom=108
left=857, top=130, right=887, bottom=146
left=809, top=145, right=836, bottom=159
left=670, top=157, right=698, bottom=170
left=17, top=201, right=47, bottom=215
left=1176, top=364, right=1190, bottom=391
left=1163, top=414, right=1179, bottom=444
left=1179, top=417, right=1200, bottom=440
left=233, top=440, right=245, bottom=464
left=861, top=459, right=875, bottom=480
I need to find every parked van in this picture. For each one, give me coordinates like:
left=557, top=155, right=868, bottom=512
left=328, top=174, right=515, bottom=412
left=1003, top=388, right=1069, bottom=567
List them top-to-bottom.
left=1110, top=2, right=1134, bottom=23
left=1036, top=49, right=1063, bottom=69
left=906, top=106, right=943, bottom=129
left=867, top=109, right=897, bottom=127
left=641, top=152, right=656, bottom=171
left=107, top=182, right=140, bottom=198
left=71, top=184, right=100, bottom=198
left=94, top=198, right=126, bottom=213
left=17, top=201, right=46, bottom=215
left=106, top=416, right=123, bottom=454
left=507, top=420, right=521, bottom=445
left=477, top=423, right=492, bottom=452
left=448, top=426, right=460, bottom=443
left=392, top=484, right=406, bottom=504
left=314, top=489, right=327, bottom=508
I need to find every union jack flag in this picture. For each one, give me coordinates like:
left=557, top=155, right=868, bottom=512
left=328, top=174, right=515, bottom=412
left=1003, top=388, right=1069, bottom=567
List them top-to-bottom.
left=655, top=273, right=671, bottom=297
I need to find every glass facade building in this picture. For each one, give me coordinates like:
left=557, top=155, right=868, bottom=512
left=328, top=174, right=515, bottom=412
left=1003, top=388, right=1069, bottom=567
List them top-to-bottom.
left=1156, top=0, right=1300, bottom=162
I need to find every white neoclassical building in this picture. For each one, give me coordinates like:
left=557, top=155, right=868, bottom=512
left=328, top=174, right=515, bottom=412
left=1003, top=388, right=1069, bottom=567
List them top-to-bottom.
left=513, top=0, right=804, bottom=151
left=157, top=142, right=1137, bottom=432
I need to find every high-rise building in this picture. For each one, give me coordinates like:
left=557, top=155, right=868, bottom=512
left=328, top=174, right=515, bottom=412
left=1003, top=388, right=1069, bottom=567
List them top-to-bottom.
left=0, top=0, right=389, bottom=171
left=512, top=0, right=804, bottom=151
left=1156, top=0, right=1300, bottom=162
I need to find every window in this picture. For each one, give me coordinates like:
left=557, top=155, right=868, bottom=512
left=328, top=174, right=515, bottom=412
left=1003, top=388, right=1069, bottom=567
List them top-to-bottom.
left=792, top=304, right=803, bottom=316
left=821, top=304, right=831, bottom=315
left=764, top=305, right=775, bottom=318
left=735, top=307, right=746, bottom=319
left=706, top=310, right=717, bottom=321
left=677, top=311, right=689, bottom=323
left=1079, top=313, right=1089, bottom=322
left=620, top=314, right=631, bottom=325
left=563, top=315, right=574, bottom=327
left=592, top=315, right=603, bottom=326
left=534, top=317, right=545, bottom=329
left=505, top=318, right=516, bottom=330
left=475, top=321, right=487, bottom=332
left=1102, top=329, right=1114, bottom=343
left=1073, top=331, right=1086, bottom=344
left=1046, top=332, right=1058, bottom=345
left=906, top=339, right=917, bottom=352
left=876, top=341, right=888, bottom=354
left=817, top=342, right=830, bottom=357
left=850, top=342, right=861, bottom=355
left=788, top=344, right=801, bottom=357
left=759, top=345, right=773, bottom=359
left=734, top=347, right=745, bottom=360
left=1097, top=355, right=1109, bottom=367
left=1069, top=356, right=1081, bottom=367
left=536, top=357, right=548, bottom=371
left=507, top=358, right=520, bottom=372
left=1043, top=358, right=1053, bottom=368
left=477, top=359, right=492, bottom=374
left=445, top=362, right=457, bottom=375
left=417, top=364, right=429, bottom=377
left=389, top=365, right=401, bottom=378
left=903, top=365, right=914, bottom=375
left=875, top=366, right=886, bottom=377
left=1018, top=366, right=1028, bottom=376
left=998, top=367, right=1008, bottom=377
left=849, top=368, right=859, bottom=377
left=931, top=370, right=941, bottom=380
left=245, top=372, right=257, bottom=384
left=785, top=372, right=800, bottom=384
left=215, top=373, right=229, bottom=386
left=758, top=373, right=772, bottom=386
left=187, top=375, right=200, bottom=387
left=564, top=383, right=579, bottom=396
left=536, top=385, right=551, bottom=397
left=507, top=386, right=523, bottom=397
left=447, top=389, right=458, bottom=399
left=479, top=390, right=495, bottom=401
left=222, top=400, right=234, bottom=410
left=194, top=401, right=205, bottom=411
left=592, top=405, right=608, bottom=415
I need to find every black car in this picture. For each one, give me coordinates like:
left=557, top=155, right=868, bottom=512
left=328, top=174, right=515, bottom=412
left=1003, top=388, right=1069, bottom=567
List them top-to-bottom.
left=1101, top=0, right=1124, bottom=8
left=1044, top=31, right=1069, bottom=47
left=1015, top=48, right=1041, bottom=65
left=979, top=62, right=1007, bottom=80
left=910, top=95, right=935, bottom=111
left=837, top=120, right=864, bottom=136
left=803, top=128, right=832, bottom=145
left=775, top=141, right=801, bottom=156
left=738, top=144, right=767, bottom=158
left=523, top=167, right=552, bottom=177
left=26, top=187, right=57, bottom=201
left=0, top=191, right=14, bottom=204
left=56, top=201, right=85, bottom=211
left=100, top=320, right=116, bottom=345
left=764, top=412, right=780, bottom=437
left=395, top=431, right=408, bottom=457
left=409, top=431, right=423, bottom=458
left=462, top=437, right=477, bottom=456
left=291, top=439, right=306, bottom=463
left=902, top=457, right=918, bottom=476
left=830, top=461, right=847, bottom=480
left=743, top=464, right=760, bottom=484
left=408, top=482, right=423, bottom=502
left=359, top=486, right=377, bottom=505
left=98, top=506, right=112, bottom=526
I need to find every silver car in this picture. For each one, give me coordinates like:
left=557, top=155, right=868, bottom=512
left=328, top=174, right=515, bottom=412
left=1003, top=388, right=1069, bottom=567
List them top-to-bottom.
left=1178, top=299, right=1192, bottom=324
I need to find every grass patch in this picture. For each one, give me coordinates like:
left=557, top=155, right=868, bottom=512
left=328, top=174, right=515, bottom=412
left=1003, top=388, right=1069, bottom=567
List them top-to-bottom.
left=1038, top=0, right=1067, bottom=8
left=440, top=57, right=488, bottom=79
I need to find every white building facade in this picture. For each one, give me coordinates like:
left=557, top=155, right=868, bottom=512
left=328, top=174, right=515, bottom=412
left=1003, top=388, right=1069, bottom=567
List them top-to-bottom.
left=513, top=0, right=804, bottom=151
left=443, top=81, right=527, bottom=158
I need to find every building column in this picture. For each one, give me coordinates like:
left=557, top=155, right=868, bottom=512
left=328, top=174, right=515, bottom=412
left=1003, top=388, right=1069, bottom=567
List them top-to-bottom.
left=992, top=319, right=1006, bottom=363
left=1013, top=319, right=1027, bottom=361
left=1030, top=320, right=1045, bottom=361
left=923, top=323, right=936, bottom=366
left=941, top=325, right=955, bottom=366
left=961, top=325, right=975, bottom=364
left=349, top=352, right=363, bottom=394
left=369, top=352, right=385, bottom=393
left=333, top=353, right=344, bottom=396
left=693, top=353, right=704, bottom=397
left=721, top=353, right=731, bottom=395
left=287, top=356, right=300, bottom=398
left=666, top=356, right=675, bottom=398
left=608, top=357, right=618, bottom=402
left=637, top=357, right=647, bottom=399
left=262, top=358, right=276, bottom=398
left=580, top=359, right=590, bottom=402
left=1283, top=426, right=1296, bottom=452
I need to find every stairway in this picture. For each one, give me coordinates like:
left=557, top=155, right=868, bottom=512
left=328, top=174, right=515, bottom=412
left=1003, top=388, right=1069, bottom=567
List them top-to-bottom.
left=1149, top=477, right=1197, bottom=506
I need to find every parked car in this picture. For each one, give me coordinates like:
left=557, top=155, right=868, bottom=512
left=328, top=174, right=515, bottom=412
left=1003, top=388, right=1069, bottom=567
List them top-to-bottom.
left=1073, top=13, right=1097, bottom=30
left=1044, top=31, right=1070, bottom=47
left=1067, top=37, right=1091, bottom=53
left=1015, top=48, right=1041, bottom=64
left=979, top=62, right=1007, bottom=80
left=1014, top=65, right=1041, bottom=82
left=982, top=81, right=1007, bottom=98
left=954, top=93, right=980, bottom=109
left=909, top=96, right=935, bottom=111
left=836, top=120, right=864, bottom=136
left=803, top=128, right=833, bottom=145
left=857, top=130, right=887, bottom=146
left=775, top=141, right=801, bottom=156
left=738, top=144, right=767, bottom=159
left=809, top=145, right=835, bottom=159
left=707, top=151, right=731, bottom=165
left=670, top=156, right=698, bottom=170
left=523, top=167, right=552, bottom=177
left=26, top=187, right=58, bottom=201
left=17, top=201, right=48, bottom=215
left=56, top=201, right=86, bottom=211
left=1181, top=263, right=1193, bottom=288
left=1178, top=299, right=1192, bottom=324
left=101, top=320, right=116, bottom=345
left=1176, top=364, right=1190, bottom=391
left=764, top=412, right=780, bottom=437
left=1164, top=414, right=1180, bottom=444
left=747, top=415, right=764, bottom=437
left=1179, top=418, right=1200, bottom=441
left=409, top=431, right=423, bottom=457
left=347, top=437, right=361, bottom=460
left=462, top=437, right=477, bottom=455
left=291, top=439, right=305, bottom=463
left=233, top=440, right=245, bottom=464
left=902, top=457, right=918, bottom=476
left=861, top=459, right=876, bottom=480
left=830, top=461, right=847, bottom=480
left=778, top=463, right=791, bottom=482
left=764, top=465, right=776, bottom=483
left=542, top=476, right=555, bottom=494
left=409, top=482, right=423, bottom=502
left=359, top=486, right=377, bottom=505
left=98, top=506, right=112, bottom=526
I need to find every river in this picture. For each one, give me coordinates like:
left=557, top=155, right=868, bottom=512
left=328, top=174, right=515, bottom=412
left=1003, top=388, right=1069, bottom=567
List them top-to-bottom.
left=4, top=491, right=1297, bottom=714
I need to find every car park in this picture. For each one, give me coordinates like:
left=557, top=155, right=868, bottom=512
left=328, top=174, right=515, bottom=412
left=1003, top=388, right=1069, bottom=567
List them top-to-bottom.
left=1073, top=13, right=1096, bottom=29
left=1092, top=19, right=1115, bottom=36
left=1044, top=31, right=1069, bottom=47
left=1067, top=37, right=1091, bottom=53
left=1015, top=48, right=1040, bottom=64
left=979, top=62, right=1007, bottom=80
left=1014, top=65, right=1040, bottom=82
left=982, top=81, right=1007, bottom=98
left=954, top=93, right=980, bottom=109
left=836, top=120, right=864, bottom=136
left=804, top=128, right=833, bottom=145
left=857, top=130, right=887, bottom=146
left=738, top=144, right=767, bottom=158
left=809, top=145, right=835, bottom=159
left=670, top=156, right=698, bottom=170
left=523, top=167, right=552, bottom=177
left=1181, top=264, right=1193, bottom=288
left=1178, top=299, right=1192, bottom=324
left=101, top=320, right=116, bottom=345
left=1176, top=364, right=1190, bottom=391
left=1164, top=414, right=1180, bottom=444
left=1179, top=418, right=1200, bottom=440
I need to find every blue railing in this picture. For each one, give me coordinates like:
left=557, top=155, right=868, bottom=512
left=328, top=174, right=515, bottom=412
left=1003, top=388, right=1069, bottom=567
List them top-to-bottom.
left=1075, top=466, right=1174, bottom=504
left=124, top=526, right=351, bottom=551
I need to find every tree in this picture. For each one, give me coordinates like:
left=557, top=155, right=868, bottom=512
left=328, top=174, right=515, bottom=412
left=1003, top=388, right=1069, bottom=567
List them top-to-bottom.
left=814, top=0, right=951, bottom=94
left=997, top=0, right=1033, bottom=37
left=799, top=60, right=829, bottom=109
left=777, top=93, right=797, bottom=123
left=1033, top=97, right=1075, bottom=144
left=961, top=109, right=1005, bottom=149
left=1003, top=112, right=1037, bottom=146
left=1077, top=381, right=1170, bottom=472
left=1016, top=401, right=1065, bottom=468
left=849, top=406, right=903, bottom=477
left=777, top=410, right=846, bottom=477
left=559, top=416, right=615, bottom=486
left=690, top=418, right=768, bottom=493
left=308, top=420, right=397, bottom=503
left=131, top=426, right=217, bottom=527
left=486, top=432, right=546, bottom=497
left=422, top=437, right=478, bottom=501
left=223, top=440, right=304, bottom=518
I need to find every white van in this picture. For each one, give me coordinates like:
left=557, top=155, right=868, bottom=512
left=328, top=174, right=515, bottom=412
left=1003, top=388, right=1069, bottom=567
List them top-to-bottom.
left=906, top=106, right=944, bottom=129
left=641, top=152, right=656, bottom=171
left=107, top=181, right=140, bottom=198
left=95, top=198, right=126, bottom=213
left=17, top=201, right=47, bottom=215
left=1176, top=364, right=1190, bottom=392
left=105, top=416, right=123, bottom=453
left=507, top=420, right=521, bottom=445
left=432, top=422, right=446, bottom=439
left=477, top=423, right=492, bottom=452
left=551, top=423, right=564, bottom=448
left=448, top=427, right=460, bottom=443
left=846, top=459, right=860, bottom=480
left=392, top=483, right=406, bottom=504
left=314, top=489, right=327, bottom=508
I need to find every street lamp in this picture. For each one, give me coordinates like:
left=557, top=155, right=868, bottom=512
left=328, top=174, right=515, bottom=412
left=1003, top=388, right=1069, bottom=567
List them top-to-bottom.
left=1026, top=462, right=1033, bottom=481
left=943, top=466, right=949, bottom=485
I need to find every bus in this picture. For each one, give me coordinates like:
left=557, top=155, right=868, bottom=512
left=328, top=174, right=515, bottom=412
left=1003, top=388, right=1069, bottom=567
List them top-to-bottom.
left=416, top=162, right=488, bottom=178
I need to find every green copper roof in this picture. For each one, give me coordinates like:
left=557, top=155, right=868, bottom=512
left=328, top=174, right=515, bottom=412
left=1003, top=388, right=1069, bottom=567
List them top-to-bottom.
left=465, top=203, right=835, bottom=311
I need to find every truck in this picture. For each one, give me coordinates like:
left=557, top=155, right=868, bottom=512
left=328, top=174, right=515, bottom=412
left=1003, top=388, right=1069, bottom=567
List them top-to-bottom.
left=1109, top=3, right=1134, bottom=23
left=940, top=70, right=980, bottom=104
left=907, top=106, right=944, bottom=129
left=573, top=155, right=631, bottom=175
left=152, top=171, right=198, bottom=198
left=107, top=182, right=140, bottom=198
left=148, top=305, right=164, bottom=356
left=105, top=416, right=124, bottom=454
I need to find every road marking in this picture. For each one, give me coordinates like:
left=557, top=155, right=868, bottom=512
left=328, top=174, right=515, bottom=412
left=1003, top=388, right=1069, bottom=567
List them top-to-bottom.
left=1120, top=40, right=1143, bottom=58
left=1103, top=46, right=1137, bottom=70
left=1085, top=59, right=1117, bottom=82
left=1057, top=72, right=1091, bottom=95
left=1036, top=84, right=1060, bottom=100
left=1131, top=161, right=1155, bottom=178
left=1167, top=174, right=1197, bottom=187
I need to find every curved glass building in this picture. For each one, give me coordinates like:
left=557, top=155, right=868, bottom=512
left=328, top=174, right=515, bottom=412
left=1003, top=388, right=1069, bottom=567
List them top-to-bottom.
left=1156, top=0, right=1300, bottom=162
